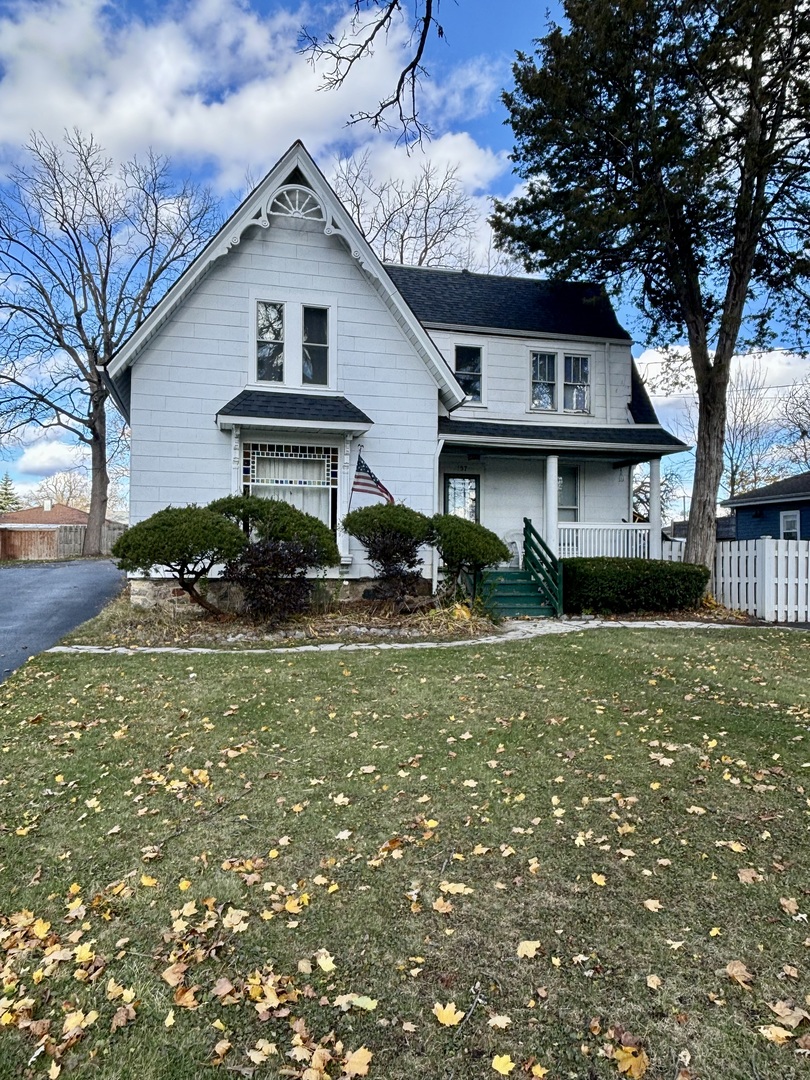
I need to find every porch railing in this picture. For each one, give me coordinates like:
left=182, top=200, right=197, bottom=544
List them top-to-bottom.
left=524, top=517, right=563, bottom=616
left=557, top=522, right=651, bottom=560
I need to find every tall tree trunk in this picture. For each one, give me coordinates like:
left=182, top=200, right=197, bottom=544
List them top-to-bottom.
left=684, top=365, right=729, bottom=569
left=83, top=378, right=109, bottom=556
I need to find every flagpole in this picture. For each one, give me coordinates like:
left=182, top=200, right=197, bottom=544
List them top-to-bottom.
left=347, top=443, right=363, bottom=512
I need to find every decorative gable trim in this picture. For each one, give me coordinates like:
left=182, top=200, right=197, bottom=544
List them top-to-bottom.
left=108, top=142, right=465, bottom=411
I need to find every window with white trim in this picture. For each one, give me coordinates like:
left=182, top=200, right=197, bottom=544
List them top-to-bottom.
left=255, top=298, right=334, bottom=388
left=257, top=302, right=284, bottom=383
left=302, top=307, right=329, bottom=386
left=455, top=345, right=483, bottom=402
left=530, top=352, right=556, bottom=411
left=564, top=355, right=590, bottom=413
left=243, top=443, right=339, bottom=527
left=558, top=465, right=579, bottom=521
left=444, top=475, right=479, bottom=522
left=781, top=510, right=800, bottom=540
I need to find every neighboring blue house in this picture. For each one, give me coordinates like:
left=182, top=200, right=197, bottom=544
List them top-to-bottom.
left=723, top=470, right=810, bottom=541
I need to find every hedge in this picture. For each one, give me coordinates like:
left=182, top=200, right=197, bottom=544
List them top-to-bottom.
left=342, top=503, right=433, bottom=600
left=561, top=557, right=710, bottom=615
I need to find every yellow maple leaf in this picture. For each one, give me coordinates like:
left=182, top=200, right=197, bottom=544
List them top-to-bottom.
left=591, top=873, right=606, bottom=887
left=139, top=874, right=158, bottom=888
left=178, top=879, right=191, bottom=891
left=439, top=881, right=473, bottom=895
left=643, top=899, right=663, bottom=912
left=32, top=918, right=51, bottom=939
left=517, top=940, right=541, bottom=959
left=316, top=949, right=336, bottom=972
left=432, top=1001, right=464, bottom=1026
left=164, top=1009, right=175, bottom=1028
left=488, top=1014, right=511, bottom=1028
left=614, top=1044, right=649, bottom=1077
left=343, top=1046, right=373, bottom=1077
left=492, top=1054, right=515, bottom=1075
left=531, top=1067, right=549, bottom=1078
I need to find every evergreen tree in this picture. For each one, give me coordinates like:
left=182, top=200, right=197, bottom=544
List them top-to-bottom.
left=0, top=471, right=23, bottom=512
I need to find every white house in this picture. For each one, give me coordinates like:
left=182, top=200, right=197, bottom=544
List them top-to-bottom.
left=106, top=142, right=685, bottom=589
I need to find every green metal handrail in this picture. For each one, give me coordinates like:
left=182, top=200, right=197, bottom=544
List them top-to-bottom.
left=523, top=517, right=563, bottom=616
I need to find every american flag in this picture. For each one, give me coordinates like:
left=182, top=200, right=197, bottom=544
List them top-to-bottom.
left=352, top=455, right=394, bottom=504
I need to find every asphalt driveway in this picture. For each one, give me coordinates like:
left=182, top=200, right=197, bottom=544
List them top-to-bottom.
left=0, top=559, right=125, bottom=683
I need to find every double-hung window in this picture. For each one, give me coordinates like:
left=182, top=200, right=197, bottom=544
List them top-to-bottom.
left=255, top=298, right=332, bottom=387
left=257, top=302, right=284, bottom=382
left=302, top=306, right=328, bottom=386
left=455, top=345, right=483, bottom=402
left=531, top=352, right=556, bottom=410
left=564, top=355, right=590, bottom=413
left=558, top=466, right=579, bottom=521
left=781, top=510, right=800, bottom=540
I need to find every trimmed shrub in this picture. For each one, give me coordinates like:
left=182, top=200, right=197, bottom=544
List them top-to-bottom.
left=207, top=494, right=276, bottom=536
left=253, top=499, right=339, bottom=567
left=215, top=500, right=339, bottom=622
left=342, top=503, right=433, bottom=600
left=112, top=506, right=246, bottom=615
left=431, top=515, right=510, bottom=596
left=223, top=538, right=322, bottom=622
left=561, top=557, right=710, bottom=615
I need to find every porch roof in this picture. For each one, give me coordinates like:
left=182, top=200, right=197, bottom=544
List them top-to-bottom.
left=216, top=389, right=373, bottom=435
left=438, top=417, right=686, bottom=456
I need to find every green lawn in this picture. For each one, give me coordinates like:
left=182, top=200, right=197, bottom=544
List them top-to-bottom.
left=1, top=628, right=809, bottom=1079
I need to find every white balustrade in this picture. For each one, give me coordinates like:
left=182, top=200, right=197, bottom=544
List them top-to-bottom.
left=557, top=522, right=651, bottom=560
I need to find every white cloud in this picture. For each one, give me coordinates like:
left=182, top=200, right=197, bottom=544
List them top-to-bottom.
left=0, top=0, right=508, bottom=195
left=15, top=438, right=87, bottom=476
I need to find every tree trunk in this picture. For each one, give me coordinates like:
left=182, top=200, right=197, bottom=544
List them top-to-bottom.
left=683, top=368, right=729, bottom=569
left=83, top=379, right=109, bottom=556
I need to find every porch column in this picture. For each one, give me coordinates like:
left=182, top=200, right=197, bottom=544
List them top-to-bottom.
left=230, top=426, right=241, bottom=494
left=545, top=454, right=559, bottom=557
left=649, top=457, right=662, bottom=559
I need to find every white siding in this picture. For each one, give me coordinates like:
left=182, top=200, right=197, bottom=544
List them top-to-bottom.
left=129, top=216, right=439, bottom=577
left=430, top=330, right=633, bottom=425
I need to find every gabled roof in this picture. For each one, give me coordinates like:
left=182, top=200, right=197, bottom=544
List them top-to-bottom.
left=107, top=142, right=464, bottom=413
left=385, top=264, right=631, bottom=341
left=723, top=469, right=810, bottom=508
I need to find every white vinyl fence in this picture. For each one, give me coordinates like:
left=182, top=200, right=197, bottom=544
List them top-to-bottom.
left=662, top=538, right=810, bottom=623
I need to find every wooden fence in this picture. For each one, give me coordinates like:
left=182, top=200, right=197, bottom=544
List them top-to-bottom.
left=0, top=523, right=126, bottom=560
left=661, top=538, right=810, bottom=623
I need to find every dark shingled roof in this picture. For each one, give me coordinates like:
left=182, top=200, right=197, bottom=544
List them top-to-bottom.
left=385, top=264, right=632, bottom=341
left=629, top=363, right=659, bottom=424
left=218, top=390, right=372, bottom=426
left=438, top=417, right=686, bottom=452
left=723, top=469, right=810, bottom=506
left=669, top=516, right=736, bottom=541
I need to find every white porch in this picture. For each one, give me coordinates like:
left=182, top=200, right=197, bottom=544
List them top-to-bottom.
left=556, top=521, right=652, bottom=559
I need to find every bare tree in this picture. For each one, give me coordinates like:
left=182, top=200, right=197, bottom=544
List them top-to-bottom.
left=301, top=0, right=445, bottom=146
left=0, top=130, right=219, bottom=554
left=333, top=152, right=520, bottom=273
left=333, top=152, right=478, bottom=266
left=677, top=361, right=788, bottom=501
left=781, top=374, right=810, bottom=469
left=632, top=463, right=679, bottom=523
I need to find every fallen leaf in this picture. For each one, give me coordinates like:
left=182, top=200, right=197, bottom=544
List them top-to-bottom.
left=737, top=868, right=763, bottom=884
left=591, top=873, right=606, bottom=887
left=139, top=874, right=158, bottom=887
left=780, top=897, right=799, bottom=915
left=643, top=899, right=663, bottom=912
left=517, top=940, right=542, bottom=959
left=726, top=960, right=754, bottom=989
left=646, top=974, right=662, bottom=990
left=432, top=1001, right=464, bottom=1026
left=164, top=1009, right=175, bottom=1028
left=488, top=1014, right=512, bottom=1028
left=758, top=1024, right=794, bottom=1045
left=614, top=1044, right=650, bottom=1077
left=343, top=1046, right=373, bottom=1077
left=492, top=1055, right=515, bottom=1075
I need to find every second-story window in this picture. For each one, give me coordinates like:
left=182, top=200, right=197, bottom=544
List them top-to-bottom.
left=257, top=302, right=284, bottom=382
left=302, top=307, right=328, bottom=386
left=455, top=345, right=482, bottom=402
left=531, top=352, right=556, bottom=410
left=564, top=355, right=590, bottom=412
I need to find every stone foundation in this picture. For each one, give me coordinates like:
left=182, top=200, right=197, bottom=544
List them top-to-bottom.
left=128, top=575, right=432, bottom=612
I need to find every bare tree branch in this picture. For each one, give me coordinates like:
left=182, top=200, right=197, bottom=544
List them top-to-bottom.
left=0, top=129, right=220, bottom=552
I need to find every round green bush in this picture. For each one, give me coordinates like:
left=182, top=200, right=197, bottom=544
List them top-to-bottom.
left=207, top=494, right=276, bottom=535
left=253, top=499, right=339, bottom=567
left=342, top=503, right=433, bottom=597
left=112, top=505, right=247, bottom=614
left=431, top=514, right=510, bottom=583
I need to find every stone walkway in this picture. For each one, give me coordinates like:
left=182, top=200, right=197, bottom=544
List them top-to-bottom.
left=46, top=617, right=772, bottom=660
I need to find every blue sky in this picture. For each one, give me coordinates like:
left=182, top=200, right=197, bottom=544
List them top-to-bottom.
left=0, top=0, right=805, bottom=508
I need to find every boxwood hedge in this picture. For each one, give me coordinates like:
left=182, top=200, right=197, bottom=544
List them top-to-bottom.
left=561, top=557, right=710, bottom=615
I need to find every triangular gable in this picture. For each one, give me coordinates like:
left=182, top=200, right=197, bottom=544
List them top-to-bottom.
left=108, top=141, right=464, bottom=410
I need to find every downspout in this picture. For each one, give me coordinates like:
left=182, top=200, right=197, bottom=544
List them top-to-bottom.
left=432, top=437, right=445, bottom=594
